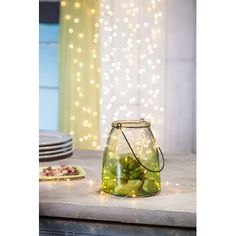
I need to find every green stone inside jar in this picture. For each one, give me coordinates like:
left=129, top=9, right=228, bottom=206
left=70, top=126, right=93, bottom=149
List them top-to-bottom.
left=102, top=153, right=161, bottom=197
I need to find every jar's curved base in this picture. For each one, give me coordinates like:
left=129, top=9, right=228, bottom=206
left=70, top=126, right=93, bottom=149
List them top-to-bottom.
left=102, top=188, right=161, bottom=198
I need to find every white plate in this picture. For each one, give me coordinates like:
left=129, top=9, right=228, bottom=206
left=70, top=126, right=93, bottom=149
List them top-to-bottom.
left=39, top=130, right=72, bottom=146
left=39, top=141, right=73, bottom=151
left=39, top=145, right=73, bottom=156
left=39, top=148, right=74, bottom=161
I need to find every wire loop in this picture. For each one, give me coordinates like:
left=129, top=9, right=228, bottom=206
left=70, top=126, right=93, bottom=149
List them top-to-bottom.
left=116, top=124, right=165, bottom=173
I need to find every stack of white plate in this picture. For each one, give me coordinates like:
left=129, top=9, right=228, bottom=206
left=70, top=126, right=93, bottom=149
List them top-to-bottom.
left=39, top=130, right=74, bottom=161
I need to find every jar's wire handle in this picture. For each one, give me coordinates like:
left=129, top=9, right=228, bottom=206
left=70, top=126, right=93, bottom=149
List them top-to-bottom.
left=116, top=123, right=165, bottom=173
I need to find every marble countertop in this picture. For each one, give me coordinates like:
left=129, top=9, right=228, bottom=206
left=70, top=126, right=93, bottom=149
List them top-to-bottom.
left=39, top=150, right=196, bottom=228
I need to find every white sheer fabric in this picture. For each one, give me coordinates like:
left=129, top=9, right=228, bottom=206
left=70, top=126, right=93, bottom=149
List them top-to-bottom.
left=99, top=0, right=166, bottom=149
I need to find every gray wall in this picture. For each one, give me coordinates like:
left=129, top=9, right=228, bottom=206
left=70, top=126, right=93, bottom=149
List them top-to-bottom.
left=166, top=0, right=196, bottom=153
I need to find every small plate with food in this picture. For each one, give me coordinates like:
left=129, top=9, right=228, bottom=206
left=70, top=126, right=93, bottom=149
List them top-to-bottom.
left=39, top=165, right=86, bottom=181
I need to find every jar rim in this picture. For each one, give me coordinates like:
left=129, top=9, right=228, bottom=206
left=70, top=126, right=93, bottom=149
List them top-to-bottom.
left=112, top=120, right=151, bottom=128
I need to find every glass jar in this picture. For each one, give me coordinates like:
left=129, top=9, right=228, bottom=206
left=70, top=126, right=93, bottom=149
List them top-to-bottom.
left=102, top=120, right=165, bottom=197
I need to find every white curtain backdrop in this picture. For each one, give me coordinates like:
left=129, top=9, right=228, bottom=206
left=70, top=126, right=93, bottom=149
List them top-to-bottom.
left=99, top=0, right=196, bottom=154
left=99, top=0, right=166, bottom=150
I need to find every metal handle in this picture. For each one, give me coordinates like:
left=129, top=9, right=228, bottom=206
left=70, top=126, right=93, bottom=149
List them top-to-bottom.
left=116, top=123, right=165, bottom=173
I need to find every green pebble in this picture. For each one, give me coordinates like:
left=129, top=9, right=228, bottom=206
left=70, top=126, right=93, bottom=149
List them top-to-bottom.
left=142, top=178, right=159, bottom=193
left=128, top=179, right=142, bottom=189
left=114, top=184, right=138, bottom=196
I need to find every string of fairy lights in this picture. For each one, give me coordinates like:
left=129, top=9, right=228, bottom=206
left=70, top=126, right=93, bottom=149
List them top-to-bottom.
left=61, top=0, right=165, bottom=150
left=100, top=0, right=165, bottom=148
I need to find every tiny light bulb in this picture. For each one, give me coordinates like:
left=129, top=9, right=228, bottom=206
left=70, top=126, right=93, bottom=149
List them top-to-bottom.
left=61, top=1, right=66, bottom=7
left=74, top=2, right=80, bottom=8
left=105, top=4, right=110, bottom=10
left=65, top=15, right=71, bottom=20
left=124, top=17, right=129, bottom=23
left=74, top=18, right=79, bottom=23
left=68, top=28, right=74, bottom=34
left=74, top=101, right=79, bottom=106
left=92, top=141, right=97, bottom=147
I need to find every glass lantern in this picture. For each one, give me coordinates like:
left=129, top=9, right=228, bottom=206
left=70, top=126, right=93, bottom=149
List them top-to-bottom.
left=101, top=119, right=165, bottom=197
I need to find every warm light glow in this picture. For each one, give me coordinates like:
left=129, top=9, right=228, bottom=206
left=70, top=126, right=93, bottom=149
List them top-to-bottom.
left=61, top=0, right=102, bottom=150
left=64, top=0, right=164, bottom=150
left=98, top=0, right=164, bottom=149
left=61, top=1, right=66, bottom=7
left=74, top=2, right=80, bottom=8
left=65, top=15, right=71, bottom=20
left=74, top=18, right=79, bottom=23
left=68, top=28, right=74, bottom=33
left=74, top=101, right=80, bottom=106
left=70, top=116, right=76, bottom=121
left=92, top=141, right=97, bottom=147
